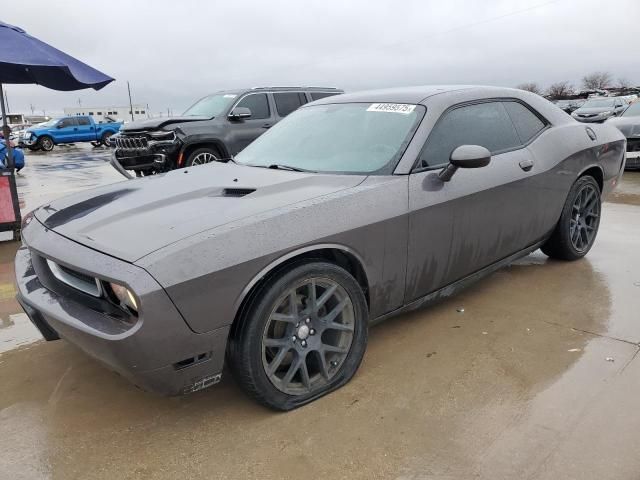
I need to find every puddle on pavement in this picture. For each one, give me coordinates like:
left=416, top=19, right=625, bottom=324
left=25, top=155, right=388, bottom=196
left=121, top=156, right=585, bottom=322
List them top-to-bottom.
left=0, top=313, right=43, bottom=354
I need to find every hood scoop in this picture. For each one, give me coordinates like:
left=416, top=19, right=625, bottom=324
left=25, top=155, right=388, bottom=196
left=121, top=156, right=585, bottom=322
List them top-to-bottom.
left=222, top=187, right=256, bottom=197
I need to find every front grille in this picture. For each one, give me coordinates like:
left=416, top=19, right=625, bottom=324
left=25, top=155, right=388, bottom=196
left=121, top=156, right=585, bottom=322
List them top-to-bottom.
left=579, top=114, right=596, bottom=118
left=115, top=135, right=149, bottom=150
left=627, top=139, right=640, bottom=152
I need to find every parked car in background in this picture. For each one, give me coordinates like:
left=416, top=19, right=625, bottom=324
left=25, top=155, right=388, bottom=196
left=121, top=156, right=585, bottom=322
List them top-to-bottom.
left=16, top=86, right=625, bottom=410
left=111, top=86, right=343, bottom=178
left=572, top=97, right=628, bottom=122
left=554, top=99, right=584, bottom=114
left=607, top=101, right=640, bottom=169
left=21, top=115, right=122, bottom=151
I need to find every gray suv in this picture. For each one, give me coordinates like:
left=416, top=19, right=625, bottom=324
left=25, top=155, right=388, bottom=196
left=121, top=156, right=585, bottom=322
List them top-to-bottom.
left=111, top=86, right=343, bottom=177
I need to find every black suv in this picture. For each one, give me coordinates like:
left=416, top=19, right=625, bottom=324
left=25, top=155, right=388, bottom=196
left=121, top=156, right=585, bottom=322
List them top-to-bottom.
left=111, top=86, right=343, bottom=177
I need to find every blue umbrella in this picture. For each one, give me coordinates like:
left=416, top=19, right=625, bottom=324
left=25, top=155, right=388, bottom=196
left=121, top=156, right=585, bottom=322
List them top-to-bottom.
left=0, top=20, right=115, bottom=168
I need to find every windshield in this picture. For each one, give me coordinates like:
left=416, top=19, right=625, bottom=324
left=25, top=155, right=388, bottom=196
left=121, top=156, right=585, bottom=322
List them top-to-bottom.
left=183, top=93, right=238, bottom=117
left=582, top=98, right=616, bottom=108
left=622, top=102, right=640, bottom=117
left=235, top=103, right=423, bottom=174
left=38, top=119, right=57, bottom=127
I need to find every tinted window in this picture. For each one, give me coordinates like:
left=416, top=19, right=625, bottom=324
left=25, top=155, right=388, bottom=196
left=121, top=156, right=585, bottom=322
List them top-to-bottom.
left=310, top=91, right=340, bottom=101
left=273, top=92, right=305, bottom=117
left=236, top=93, right=270, bottom=119
left=503, top=101, right=546, bottom=143
left=419, top=102, right=520, bottom=168
left=77, top=117, right=90, bottom=126
left=58, top=118, right=77, bottom=128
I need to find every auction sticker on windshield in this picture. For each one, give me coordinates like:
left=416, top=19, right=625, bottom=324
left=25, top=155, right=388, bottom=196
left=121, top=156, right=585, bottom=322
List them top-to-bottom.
left=367, top=103, right=416, bottom=114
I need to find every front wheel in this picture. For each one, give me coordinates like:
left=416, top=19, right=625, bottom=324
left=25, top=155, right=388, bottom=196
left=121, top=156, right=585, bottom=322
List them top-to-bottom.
left=101, top=131, right=113, bottom=147
left=37, top=136, right=54, bottom=152
left=185, top=147, right=220, bottom=167
left=541, top=175, right=601, bottom=260
left=229, top=262, right=368, bottom=410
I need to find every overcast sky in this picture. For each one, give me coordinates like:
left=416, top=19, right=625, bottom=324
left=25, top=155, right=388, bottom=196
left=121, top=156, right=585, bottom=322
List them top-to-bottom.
left=2, top=0, right=639, bottom=117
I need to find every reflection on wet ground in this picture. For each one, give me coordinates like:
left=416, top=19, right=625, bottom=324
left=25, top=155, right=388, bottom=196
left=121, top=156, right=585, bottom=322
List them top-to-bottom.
left=0, top=153, right=639, bottom=479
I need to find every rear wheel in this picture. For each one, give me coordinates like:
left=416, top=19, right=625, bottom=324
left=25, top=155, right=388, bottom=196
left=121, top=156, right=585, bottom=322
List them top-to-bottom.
left=37, top=136, right=54, bottom=152
left=185, top=147, right=220, bottom=167
left=541, top=175, right=601, bottom=260
left=229, top=262, right=368, bottom=410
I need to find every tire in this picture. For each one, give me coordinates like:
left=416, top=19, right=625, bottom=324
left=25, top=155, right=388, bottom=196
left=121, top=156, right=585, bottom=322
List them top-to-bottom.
left=101, top=131, right=113, bottom=147
left=37, top=136, right=54, bottom=152
left=27, top=145, right=40, bottom=152
left=185, top=147, right=220, bottom=167
left=541, top=175, right=601, bottom=261
left=228, top=261, right=368, bottom=410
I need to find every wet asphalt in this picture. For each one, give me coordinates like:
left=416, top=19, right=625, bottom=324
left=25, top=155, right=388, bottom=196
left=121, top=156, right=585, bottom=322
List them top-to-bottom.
left=1, top=145, right=639, bottom=479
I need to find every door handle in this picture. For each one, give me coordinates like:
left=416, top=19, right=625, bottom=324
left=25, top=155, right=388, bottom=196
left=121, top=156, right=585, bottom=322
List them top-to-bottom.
left=262, top=123, right=272, bottom=129
left=519, top=159, right=534, bottom=172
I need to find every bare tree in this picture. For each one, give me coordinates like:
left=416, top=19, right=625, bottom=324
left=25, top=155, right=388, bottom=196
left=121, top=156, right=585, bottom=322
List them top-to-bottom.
left=582, top=71, right=612, bottom=90
left=617, top=77, right=632, bottom=89
left=547, top=81, right=574, bottom=98
left=516, top=82, right=542, bottom=95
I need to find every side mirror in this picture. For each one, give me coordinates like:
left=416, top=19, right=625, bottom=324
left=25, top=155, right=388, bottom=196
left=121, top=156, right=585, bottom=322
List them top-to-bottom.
left=228, top=107, right=252, bottom=120
left=56, top=123, right=64, bottom=129
left=438, top=145, right=491, bottom=182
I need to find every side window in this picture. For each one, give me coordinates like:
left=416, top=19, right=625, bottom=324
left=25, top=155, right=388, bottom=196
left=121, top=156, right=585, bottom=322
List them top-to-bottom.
left=310, top=91, right=340, bottom=101
left=273, top=92, right=304, bottom=117
left=236, top=93, right=270, bottom=120
left=502, top=101, right=546, bottom=144
left=419, top=102, right=520, bottom=168
left=77, top=117, right=90, bottom=126
left=58, top=118, right=77, bottom=128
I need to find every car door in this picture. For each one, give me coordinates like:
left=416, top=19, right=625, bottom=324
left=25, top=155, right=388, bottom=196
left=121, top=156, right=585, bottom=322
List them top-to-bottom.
left=226, top=92, right=274, bottom=156
left=405, top=100, right=546, bottom=302
left=54, top=117, right=79, bottom=143
left=75, top=117, right=95, bottom=141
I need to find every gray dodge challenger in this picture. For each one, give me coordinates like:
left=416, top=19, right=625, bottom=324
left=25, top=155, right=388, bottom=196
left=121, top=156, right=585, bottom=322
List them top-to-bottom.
left=16, top=86, right=625, bottom=410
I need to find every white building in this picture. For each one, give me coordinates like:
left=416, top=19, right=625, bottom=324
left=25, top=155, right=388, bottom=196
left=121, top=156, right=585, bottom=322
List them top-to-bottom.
left=63, top=104, right=149, bottom=123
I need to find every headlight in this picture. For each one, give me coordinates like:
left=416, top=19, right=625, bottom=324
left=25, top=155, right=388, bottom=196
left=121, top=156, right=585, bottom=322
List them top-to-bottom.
left=600, top=111, right=613, bottom=116
left=571, top=112, right=579, bottom=117
left=149, top=130, right=175, bottom=141
left=21, top=209, right=35, bottom=229
left=108, top=282, right=139, bottom=313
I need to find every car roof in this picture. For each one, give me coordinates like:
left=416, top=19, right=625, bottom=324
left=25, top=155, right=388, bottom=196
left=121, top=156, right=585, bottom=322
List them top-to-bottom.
left=311, top=85, right=528, bottom=105
left=215, top=86, right=343, bottom=96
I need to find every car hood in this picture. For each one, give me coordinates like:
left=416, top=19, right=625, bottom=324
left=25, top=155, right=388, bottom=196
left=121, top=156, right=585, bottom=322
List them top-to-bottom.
left=607, top=115, right=640, bottom=137
left=120, top=116, right=210, bottom=132
left=34, top=163, right=366, bottom=262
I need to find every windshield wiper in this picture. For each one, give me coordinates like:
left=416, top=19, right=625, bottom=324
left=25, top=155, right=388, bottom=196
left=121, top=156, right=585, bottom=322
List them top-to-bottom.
left=267, top=164, right=314, bottom=173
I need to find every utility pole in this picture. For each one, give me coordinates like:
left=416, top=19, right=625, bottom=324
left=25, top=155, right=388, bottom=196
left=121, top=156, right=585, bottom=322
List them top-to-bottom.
left=127, top=81, right=134, bottom=121
left=4, top=88, right=10, bottom=113
left=77, top=98, right=82, bottom=108
left=30, top=104, right=35, bottom=115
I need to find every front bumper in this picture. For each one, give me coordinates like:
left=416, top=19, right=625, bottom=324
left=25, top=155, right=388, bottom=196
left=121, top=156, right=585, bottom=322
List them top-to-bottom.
left=573, top=115, right=610, bottom=123
left=112, top=136, right=181, bottom=177
left=15, top=219, right=229, bottom=395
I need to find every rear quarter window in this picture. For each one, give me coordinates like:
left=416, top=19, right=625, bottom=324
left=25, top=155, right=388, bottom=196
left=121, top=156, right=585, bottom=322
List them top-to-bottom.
left=310, top=91, right=341, bottom=101
left=503, top=101, right=546, bottom=144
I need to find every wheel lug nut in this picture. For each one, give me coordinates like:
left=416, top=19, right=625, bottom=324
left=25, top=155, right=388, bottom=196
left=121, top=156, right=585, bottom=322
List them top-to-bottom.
left=305, top=318, right=311, bottom=324
left=309, top=328, right=316, bottom=335
left=291, top=336, right=297, bottom=342
left=301, top=340, right=307, bottom=347
left=331, top=360, right=338, bottom=367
